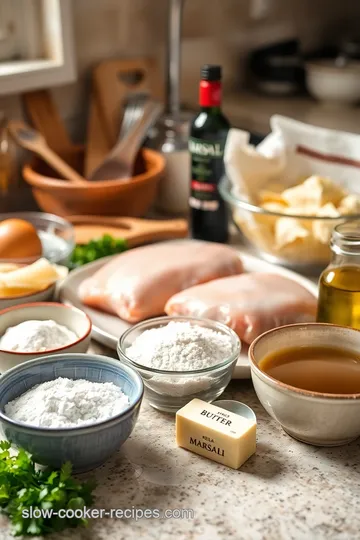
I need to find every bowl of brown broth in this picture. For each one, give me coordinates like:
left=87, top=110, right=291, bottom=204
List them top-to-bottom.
left=248, top=323, right=360, bottom=446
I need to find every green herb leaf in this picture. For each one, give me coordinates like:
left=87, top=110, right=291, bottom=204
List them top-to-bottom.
left=70, top=234, right=128, bottom=267
left=0, top=441, right=96, bottom=537
left=0, top=441, right=11, bottom=451
left=60, top=462, right=72, bottom=482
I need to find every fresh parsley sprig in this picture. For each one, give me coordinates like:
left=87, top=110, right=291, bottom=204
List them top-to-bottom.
left=70, top=234, right=127, bottom=267
left=0, top=441, right=96, bottom=536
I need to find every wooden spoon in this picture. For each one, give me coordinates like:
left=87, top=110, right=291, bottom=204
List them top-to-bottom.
left=23, top=90, right=75, bottom=155
left=8, top=120, right=87, bottom=185
left=68, top=215, right=188, bottom=247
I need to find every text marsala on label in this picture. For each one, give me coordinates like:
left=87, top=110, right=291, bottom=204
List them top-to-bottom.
left=189, top=139, right=223, bottom=158
left=189, top=437, right=225, bottom=457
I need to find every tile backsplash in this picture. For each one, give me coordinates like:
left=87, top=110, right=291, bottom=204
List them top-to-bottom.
left=1, top=0, right=360, bottom=142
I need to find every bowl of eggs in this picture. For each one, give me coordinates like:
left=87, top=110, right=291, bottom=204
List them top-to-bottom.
left=0, top=212, right=75, bottom=265
left=0, top=212, right=73, bottom=310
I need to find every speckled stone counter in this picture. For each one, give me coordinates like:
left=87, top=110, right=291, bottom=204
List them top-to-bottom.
left=1, top=346, right=360, bottom=540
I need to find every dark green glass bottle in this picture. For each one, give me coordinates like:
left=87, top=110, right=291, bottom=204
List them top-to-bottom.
left=189, top=65, right=230, bottom=243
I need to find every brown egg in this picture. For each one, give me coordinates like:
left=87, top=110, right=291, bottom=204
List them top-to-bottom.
left=0, top=219, right=42, bottom=259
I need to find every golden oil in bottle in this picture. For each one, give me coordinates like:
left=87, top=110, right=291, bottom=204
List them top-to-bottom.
left=317, top=221, right=360, bottom=329
left=317, top=266, right=360, bottom=329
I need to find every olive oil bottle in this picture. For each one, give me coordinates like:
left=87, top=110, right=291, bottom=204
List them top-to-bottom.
left=317, top=221, right=360, bottom=329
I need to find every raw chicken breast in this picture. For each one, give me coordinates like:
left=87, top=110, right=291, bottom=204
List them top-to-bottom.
left=78, top=240, right=243, bottom=323
left=165, top=273, right=317, bottom=344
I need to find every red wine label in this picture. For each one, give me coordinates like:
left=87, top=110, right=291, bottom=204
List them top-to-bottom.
left=199, top=81, right=222, bottom=107
left=189, top=136, right=225, bottom=212
left=189, top=139, right=223, bottom=157
left=191, top=181, right=216, bottom=192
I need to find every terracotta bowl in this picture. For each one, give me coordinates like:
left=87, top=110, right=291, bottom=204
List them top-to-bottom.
left=22, top=147, right=165, bottom=217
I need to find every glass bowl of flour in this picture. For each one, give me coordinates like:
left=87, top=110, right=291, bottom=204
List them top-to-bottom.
left=117, top=316, right=241, bottom=413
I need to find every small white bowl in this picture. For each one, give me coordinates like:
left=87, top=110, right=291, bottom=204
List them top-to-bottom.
left=306, top=60, right=360, bottom=105
left=0, top=282, right=55, bottom=311
left=0, top=302, right=92, bottom=372
left=249, top=323, right=360, bottom=446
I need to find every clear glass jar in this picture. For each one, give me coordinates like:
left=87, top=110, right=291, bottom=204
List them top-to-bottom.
left=147, top=112, right=191, bottom=215
left=317, top=220, right=360, bottom=328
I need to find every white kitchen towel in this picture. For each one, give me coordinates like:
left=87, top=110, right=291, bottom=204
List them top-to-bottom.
left=225, top=115, right=360, bottom=197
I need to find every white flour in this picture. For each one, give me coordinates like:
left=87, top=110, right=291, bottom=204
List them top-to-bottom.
left=0, top=320, right=78, bottom=352
left=126, top=322, right=234, bottom=397
left=126, top=322, right=233, bottom=371
left=5, top=377, right=130, bottom=428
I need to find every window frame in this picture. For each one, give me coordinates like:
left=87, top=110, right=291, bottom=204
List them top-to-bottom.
left=0, top=0, right=76, bottom=96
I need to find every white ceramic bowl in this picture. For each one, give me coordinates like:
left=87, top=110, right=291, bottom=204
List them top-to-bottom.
left=306, top=60, right=360, bottom=105
left=0, top=283, right=55, bottom=311
left=0, top=302, right=92, bottom=372
left=249, top=323, right=360, bottom=447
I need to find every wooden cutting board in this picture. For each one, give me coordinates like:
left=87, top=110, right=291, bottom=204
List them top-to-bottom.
left=93, top=57, right=163, bottom=147
left=68, top=216, right=188, bottom=247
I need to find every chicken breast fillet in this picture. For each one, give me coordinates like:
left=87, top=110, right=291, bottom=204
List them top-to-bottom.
left=78, top=240, right=244, bottom=322
left=165, top=272, right=317, bottom=344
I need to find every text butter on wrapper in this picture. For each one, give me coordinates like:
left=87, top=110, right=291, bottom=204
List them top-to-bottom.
left=176, top=399, right=256, bottom=469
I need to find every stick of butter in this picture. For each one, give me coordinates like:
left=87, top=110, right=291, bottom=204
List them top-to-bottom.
left=176, top=398, right=256, bottom=469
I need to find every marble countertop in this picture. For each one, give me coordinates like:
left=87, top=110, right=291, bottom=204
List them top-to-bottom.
left=1, top=342, right=359, bottom=540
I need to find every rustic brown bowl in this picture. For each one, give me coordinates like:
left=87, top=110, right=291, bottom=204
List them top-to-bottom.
left=22, top=147, right=165, bottom=217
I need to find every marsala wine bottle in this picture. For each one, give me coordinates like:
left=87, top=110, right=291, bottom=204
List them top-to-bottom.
left=189, top=64, right=230, bottom=243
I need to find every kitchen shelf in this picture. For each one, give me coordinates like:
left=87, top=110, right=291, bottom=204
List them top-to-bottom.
left=220, top=91, right=360, bottom=136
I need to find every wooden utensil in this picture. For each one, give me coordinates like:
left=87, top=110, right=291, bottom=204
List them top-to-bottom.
left=93, top=58, right=163, bottom=147
left=23, top=90, right=74, bottom=155
left=84, top=90, right=111, bottom=177
left=89, top=100, right=163, bottom=181
left=8, top=121, right=87, bottom=186
left=68, top=215, right=188, bottom=247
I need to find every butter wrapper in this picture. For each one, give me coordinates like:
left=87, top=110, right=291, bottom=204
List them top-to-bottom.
left=176, top=398, right=256, bottom=469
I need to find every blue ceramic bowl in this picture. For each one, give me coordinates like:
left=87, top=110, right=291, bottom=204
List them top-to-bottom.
left=0, top=353, right=143, bottom=472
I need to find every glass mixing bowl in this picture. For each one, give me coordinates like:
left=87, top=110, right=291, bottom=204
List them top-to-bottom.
left=219, top=176, right=360, bottom=274
left=0, top=212, right=75, bottom=265
left=117, top=316, right=241, bottom=413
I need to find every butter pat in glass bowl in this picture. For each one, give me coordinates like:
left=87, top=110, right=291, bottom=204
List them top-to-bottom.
left=0, top=302, right=92, bottom=372
left=117, top=316, right=241, bottom=413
